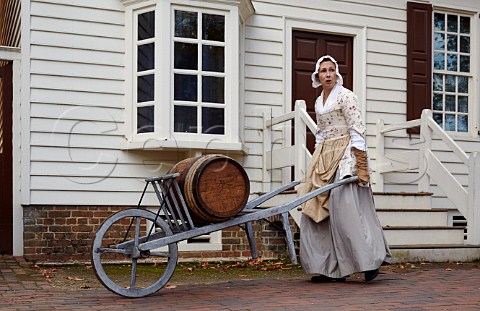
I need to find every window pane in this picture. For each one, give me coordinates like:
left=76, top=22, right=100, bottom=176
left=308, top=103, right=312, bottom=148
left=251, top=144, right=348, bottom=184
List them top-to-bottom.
left=175, top=10, right=197, bottom=38
left=138, top=11, right=155, bottom=40
left=434, top=13, right=445, bottom=31
left=202, top=14, right=225, bottom=42
left=447, top=15, right=458, bottom=32
left=460, top=16, right=470, bottom=34
left=434, top=33, right=444, bottom=51
left=447, top=34, right=457, bottom=52
left=460, top=36, right=470, bottom=53
left=174, top=42, right=198, bottom=70
left=137, top=43, right=154, bottom=71
left=202, top=45, right=224, bottom=72
left=434, top=53, right=445, bottom=70
left=447, top=54, right=457, bottom=71
left=459, top=55, right=470, bottom=73
left=137, top=74, right=154, bottom=102
left=174, top=74, right=197, bottom=101
left=433, top=74, right=443, bottom=91
left=445, top=75, right=455, bottom=92
left=202, top=76, right=224, bottom=103
left=458, top=76, right=468, bottom=93
left=432, top=93, right=443, bottom=110
left=445, top=95, right=455, bottom=111
left=458, top=96, right=468, bottom=113
left=137, top=106, right=154, bottom=133
left=174, top=106, right=197, bottom=133
left=202, top=107, right=224, bottom=134
left=433, top=113, right=443, bottom=127
left=445, top=114, right=455, bottom=131
left=457, top=115, right=468, bottom=132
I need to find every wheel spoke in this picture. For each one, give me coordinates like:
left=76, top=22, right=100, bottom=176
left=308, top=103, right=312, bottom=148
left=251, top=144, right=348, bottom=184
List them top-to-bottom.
left=96, top=247, right=130, bottom=255
left=130, top=258, right=138, bottom=289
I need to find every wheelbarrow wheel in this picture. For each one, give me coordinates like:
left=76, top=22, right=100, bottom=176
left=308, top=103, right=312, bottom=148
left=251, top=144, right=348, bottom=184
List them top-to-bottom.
left=91, top=208, right=178, bottom=298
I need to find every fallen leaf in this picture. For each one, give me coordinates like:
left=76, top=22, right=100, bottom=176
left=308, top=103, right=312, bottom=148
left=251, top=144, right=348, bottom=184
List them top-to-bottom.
left=445, top=268, right=453, bottom=271
left=65, top=276, right=84, bottom=281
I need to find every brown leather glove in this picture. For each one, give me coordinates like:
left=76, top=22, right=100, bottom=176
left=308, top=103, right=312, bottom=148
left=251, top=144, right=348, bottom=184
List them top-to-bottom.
left=353, top=148, right=369, bottom=184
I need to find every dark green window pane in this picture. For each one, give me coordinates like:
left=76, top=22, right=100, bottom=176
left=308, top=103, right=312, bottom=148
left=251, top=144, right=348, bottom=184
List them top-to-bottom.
left=175, top=10, right=197, bottom=38
left=138, top=11, right=155, bottom=40
left=434, top=13, right=445, bottom=31
left=202, top=14, right=225, bottom=42
left=447, top=15, right=457, bottom=32
left=460, top=16, right=470, bottom=34
left=434, top=33, right=444, bottom=51
left=447, top=34, right=457, bottom=52
left=460, top=36, right=470, bottom=53
left=174, top=42, right=198, bottom=70
left=137, top=43, right=154, bottom=71
left=202, top=45, right=224, bottom=72
left=434, top=53, right=445, bottom=70
left=447, top=54, right=457, bottom=71
left=460, top=55, right=470, bottom=73
left=137, top=74, right=154, bottom=102
left=174, top=74, right=197, bottom=101
left=433, top=74, right=443, bottom=91
left=445, top=75, right=455, bottom=92
left=202, top=76, right=224, bottom=103
left=458, top=76, right=468, bottom=93
left=433, top=93, right=443, bottom=110
left=445, top=95, right=455, bottom=111
left=458, top=96, right=468, bottom=113
left=137, top=106, right=154, bottom=133
left=174, top=106, right=197, bottom=133
left=202, top=107, right=224, bottom=134
left=433, top=113, right=443, bottom=128
left=445, top=114, right=455, bottom=131
left=458, top=115, right=468, bottom=132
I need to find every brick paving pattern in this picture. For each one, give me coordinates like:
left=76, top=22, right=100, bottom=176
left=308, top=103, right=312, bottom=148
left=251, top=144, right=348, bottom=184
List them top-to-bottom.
left=1, top=255, right=480, bottom=310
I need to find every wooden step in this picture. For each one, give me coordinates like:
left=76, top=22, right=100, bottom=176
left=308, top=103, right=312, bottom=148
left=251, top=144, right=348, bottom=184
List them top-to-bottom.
left=373, top=192, right=433, bottom=210
left=377, top=209, right=449, bottom=227
left=384, top=226, right=465, bottom=245
left=389, top=244, right=480, bottom=263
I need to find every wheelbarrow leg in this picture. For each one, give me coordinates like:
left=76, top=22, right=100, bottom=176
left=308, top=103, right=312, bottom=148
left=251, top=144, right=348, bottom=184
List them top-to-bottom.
left=281, top=212, right=298, bottom=264
left=245, top=221, right=258, bottom=259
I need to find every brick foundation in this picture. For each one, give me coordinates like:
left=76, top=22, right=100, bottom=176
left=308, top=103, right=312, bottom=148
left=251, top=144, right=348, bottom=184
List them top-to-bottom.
left=23, top=206, right=299, bottom=263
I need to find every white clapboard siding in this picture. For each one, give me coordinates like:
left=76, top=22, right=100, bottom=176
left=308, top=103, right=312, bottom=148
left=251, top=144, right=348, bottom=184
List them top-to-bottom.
left=31, top=60, right=125, bottom=80
left=31, top=89, right=124, bottom=108
left=30, top=103, right=124, bottom=122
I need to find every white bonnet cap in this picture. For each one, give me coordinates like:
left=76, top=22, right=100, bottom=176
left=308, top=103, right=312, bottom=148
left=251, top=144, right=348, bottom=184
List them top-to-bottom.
left=311, top=55, right=344, bottom=88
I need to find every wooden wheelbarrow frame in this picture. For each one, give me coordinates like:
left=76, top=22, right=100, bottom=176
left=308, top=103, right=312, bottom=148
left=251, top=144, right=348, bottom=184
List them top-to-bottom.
left=91, top=173, right=358, bottom=298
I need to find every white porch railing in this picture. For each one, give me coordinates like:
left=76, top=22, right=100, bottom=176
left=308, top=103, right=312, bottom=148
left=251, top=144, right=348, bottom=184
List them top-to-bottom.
left=262, top=100, right=314, bottom=192
left=375, top=109, right=480, bottom=245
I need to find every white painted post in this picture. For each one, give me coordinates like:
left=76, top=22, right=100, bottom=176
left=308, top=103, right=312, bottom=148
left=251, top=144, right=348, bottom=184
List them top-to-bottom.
left=294, top=100, right=307, bottom=182
left=262, top=109, right=272, bottom=192
left=418, top=109, right=432, bottom=192
left=373, top=119, right=385, bottom=192
left=467, top=152, right=480, bottom=245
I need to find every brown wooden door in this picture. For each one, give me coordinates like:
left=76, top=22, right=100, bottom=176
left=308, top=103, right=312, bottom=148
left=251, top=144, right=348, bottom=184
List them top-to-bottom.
left=292, top=31, right=353, bottom=153
left=0, top=62, right=13, bottom=254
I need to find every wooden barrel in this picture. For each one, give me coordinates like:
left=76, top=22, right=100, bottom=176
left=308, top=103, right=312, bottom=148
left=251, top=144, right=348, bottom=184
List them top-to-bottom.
left=168, top=154, right=250, bottom=223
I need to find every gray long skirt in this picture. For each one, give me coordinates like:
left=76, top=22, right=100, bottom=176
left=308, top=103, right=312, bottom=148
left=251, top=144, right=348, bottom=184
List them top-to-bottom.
left=300, top=176, right=392, bottom=278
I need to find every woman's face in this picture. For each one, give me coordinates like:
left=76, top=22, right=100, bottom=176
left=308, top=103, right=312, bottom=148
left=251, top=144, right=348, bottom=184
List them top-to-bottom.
left=317, top=60, right=337, bottom=91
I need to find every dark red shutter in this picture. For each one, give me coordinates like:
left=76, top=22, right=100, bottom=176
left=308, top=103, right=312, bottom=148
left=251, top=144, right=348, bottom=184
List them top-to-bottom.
left=407, top=1, right=432, bottom=134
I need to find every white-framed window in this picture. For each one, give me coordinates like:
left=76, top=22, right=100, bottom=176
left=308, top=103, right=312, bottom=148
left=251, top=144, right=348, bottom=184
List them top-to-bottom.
left=122, top=0, right=250, bottom=151
left=432, top=11, right=472, bottom=133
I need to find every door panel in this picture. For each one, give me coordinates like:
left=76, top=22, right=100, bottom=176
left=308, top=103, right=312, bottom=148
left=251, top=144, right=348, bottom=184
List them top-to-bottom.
left=292, top=31, right=353, bottom=153
left=0, top=62, right=13, bottom=254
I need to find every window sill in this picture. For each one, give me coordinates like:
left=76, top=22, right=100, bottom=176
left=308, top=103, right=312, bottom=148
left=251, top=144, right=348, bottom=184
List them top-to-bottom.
left=121, top=138, right=249, bottom=155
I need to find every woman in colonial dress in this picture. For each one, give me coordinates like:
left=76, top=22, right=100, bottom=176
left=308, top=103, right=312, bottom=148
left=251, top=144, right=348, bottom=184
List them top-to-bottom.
left=298, top=55, right=392, bottom=282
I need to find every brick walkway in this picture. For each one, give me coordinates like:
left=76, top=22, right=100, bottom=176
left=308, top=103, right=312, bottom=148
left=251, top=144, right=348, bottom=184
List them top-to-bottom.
left=1, top=255, right=480, bottom=310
